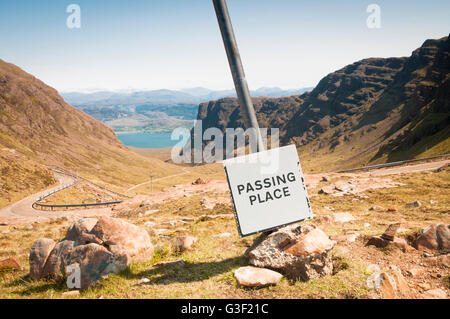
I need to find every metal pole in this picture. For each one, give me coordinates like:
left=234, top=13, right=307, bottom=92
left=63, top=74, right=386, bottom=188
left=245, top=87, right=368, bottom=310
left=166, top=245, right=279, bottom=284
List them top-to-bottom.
left=213, top=0, right=265, bottom=152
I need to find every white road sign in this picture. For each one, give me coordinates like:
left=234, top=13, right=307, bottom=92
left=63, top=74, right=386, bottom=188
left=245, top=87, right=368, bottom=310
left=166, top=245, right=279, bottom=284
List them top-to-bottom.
left=223, top=144, right=313, bottom=237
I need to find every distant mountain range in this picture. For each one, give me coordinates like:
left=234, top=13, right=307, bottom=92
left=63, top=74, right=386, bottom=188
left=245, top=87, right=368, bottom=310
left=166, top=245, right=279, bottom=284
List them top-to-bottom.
left=187, top=34, right=450, bottom=171
left=60, top=87, right=314, bottom=133
left=61, top=87, right=314, bottom=106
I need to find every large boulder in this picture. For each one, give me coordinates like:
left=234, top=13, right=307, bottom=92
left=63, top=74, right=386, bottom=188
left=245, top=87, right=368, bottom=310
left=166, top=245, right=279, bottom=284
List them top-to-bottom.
left=89, top=216, right=154, bottom=263
left=29, top=217, right=154, bottom=289
left=65, top=218, right=99, bottom=246
left=245, top=224, right=335, bottom=281
left=415, top=224, right=450, bottom=253
left=29, top=238, right=56, bottom=280
left=41, top=240, right=75, bottom=280
left=68, top=244, right=128, bottom=290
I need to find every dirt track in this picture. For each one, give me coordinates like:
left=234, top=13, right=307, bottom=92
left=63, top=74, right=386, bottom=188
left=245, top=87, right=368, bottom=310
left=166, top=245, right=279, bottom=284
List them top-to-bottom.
left=0, top=159, right=448, bottom=225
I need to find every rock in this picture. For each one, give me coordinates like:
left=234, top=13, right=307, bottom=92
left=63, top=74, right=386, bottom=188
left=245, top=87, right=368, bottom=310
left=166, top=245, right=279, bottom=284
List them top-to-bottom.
left=434, top=163, right=450, bottom=173
left=321, top=176, right=331, bottom=182
left=192, top=178, right=206, bottom=185
left=334, top=181, right=353, bottom=192
left=318, top=186, right=334, bottom=195
left=430, top=200, right=438, bottom=205
left=406, top=201, right=421, bottom=208
left=369, top=205, right=384, bottom=212
left=323, top=206, right=334, bottom=211
left=387, top=206, right=397, bottom=212
left=319, top=212, right=355, bottom=224
left=89, top=216, right=154, bottom=263
left=29, top=217, right=153, bottom=289
left=65, top=218, right=99, bottom=246
left=181, top=218, right=195, bottom=223
left=0, top=222, right=8, bottom=226
left=364, top=223, right=371, bottom=228
left=381, top=223, right=401, bottom=241
left=415, top=223, right=450, bottom=253
left=246, top=224, right=335, bottom=281
left=25, top=225, right=33, bottom=230
left=284, top=228, right=335, bottom=256
left=1, top=230, right=10, bottom=234
left=172, top=236, right=197, bottom=252
left=366, top=236, right=408, bottom=252
left=367, top=236, right=389, bottom=248
left=29, top=238, right=56, bottom=280
left=41, top=240, right=75, bottom=280
left=68, top=243, right=128, bottom=290
left=437, top=254, right=450, bottom=268
left=0, top=256, right=23, bottom=271
left=234, top=266, right=283, bottom=287
left=389, top=266, right=411, bottom=298
left=407, top=267, right=425, bottom=277
left=379, top=272, right=397, bottom=299
left=139, top=277, right=150, bottom=284
left=421, top=288, right=447, bottom=299
left=62, top=290, right=80, bottom=297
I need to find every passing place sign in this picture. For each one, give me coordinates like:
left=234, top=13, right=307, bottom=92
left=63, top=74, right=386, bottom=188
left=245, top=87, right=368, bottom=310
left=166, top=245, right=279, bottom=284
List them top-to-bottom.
left=223, top=144, right=313, bottom=237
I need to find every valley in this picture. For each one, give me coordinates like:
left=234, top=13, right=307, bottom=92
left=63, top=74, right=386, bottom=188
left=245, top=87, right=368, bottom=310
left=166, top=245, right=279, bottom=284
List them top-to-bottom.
left=0, top=34, right=448, bottom=300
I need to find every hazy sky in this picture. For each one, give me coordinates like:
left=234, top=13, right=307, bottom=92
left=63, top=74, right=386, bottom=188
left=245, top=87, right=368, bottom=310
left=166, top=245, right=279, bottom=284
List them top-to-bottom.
left=0, top=0, right=449, bottom=92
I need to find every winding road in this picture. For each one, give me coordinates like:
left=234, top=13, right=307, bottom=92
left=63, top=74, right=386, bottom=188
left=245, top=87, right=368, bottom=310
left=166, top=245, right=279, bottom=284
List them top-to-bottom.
left=0, top=172, right=113, bottom=225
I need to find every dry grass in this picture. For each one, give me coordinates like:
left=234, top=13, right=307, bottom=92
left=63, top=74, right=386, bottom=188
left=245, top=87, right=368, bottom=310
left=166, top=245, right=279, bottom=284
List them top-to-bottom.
left=1, top=168, right=448, bottom=299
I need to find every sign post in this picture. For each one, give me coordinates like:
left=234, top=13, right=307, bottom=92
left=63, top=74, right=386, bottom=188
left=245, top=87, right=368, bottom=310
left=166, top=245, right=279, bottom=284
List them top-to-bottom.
left=212, top=0, right=265, bottom=152
left=213, top=0, right=313, bottom=237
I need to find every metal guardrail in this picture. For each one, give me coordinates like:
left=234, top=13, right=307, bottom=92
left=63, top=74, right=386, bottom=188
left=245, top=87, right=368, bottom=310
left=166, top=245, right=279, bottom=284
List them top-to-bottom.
left=336, top=154, right=450, bottom=173
left=49, top=165, right=132, bottom=199
left=32, top=166, right=127, bottom=211
left=33, top=201, right=123, bottom=210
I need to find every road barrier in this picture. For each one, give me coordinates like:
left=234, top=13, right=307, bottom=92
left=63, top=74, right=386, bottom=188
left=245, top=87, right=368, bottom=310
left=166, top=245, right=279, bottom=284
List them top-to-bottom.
left=336, top=154, right=450, bottom=173
left=32, top=166, right=127, bottom=211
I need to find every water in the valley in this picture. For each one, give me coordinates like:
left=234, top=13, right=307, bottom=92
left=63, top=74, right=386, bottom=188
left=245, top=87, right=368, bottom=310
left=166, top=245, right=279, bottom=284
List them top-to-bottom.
left=116, top=132, right=186, bottom=149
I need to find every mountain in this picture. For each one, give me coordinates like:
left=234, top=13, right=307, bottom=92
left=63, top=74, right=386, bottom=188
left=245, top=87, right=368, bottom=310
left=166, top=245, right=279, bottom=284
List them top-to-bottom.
left=187, top=35, right=450, bottom=171
left=0, top=59, right=182, bottom=207
left=61, top=87, right=313, bottom=133
left=61, top=87, right=314, bottom=106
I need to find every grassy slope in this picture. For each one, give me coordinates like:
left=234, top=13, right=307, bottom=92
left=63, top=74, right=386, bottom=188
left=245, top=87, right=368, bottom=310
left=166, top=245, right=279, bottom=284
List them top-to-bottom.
left=0, top=59, right=187, bottom=203
left=0, top=148, right=56, bottom=209
left=0, top=169, right=448, bottom=298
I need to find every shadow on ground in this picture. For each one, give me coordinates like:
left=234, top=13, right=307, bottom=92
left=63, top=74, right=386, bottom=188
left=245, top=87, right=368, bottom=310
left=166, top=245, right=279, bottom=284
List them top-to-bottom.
left=124, top=256, right=248, bottom=285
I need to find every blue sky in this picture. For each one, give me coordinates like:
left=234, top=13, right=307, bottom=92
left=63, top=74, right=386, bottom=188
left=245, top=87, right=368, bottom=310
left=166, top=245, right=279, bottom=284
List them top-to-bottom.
left=0, top=0, right=449, bottom=92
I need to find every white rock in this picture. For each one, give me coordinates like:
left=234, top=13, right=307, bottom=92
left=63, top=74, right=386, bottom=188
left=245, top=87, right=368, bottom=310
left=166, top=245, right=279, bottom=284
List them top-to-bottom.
left=234, top=266, right=283, bottom=287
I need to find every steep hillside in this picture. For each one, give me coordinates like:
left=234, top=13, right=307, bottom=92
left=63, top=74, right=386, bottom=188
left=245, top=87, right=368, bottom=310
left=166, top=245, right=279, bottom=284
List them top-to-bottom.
left=188, top=35, right=450, bottom=171
left=0, top=59, right=183, bottom=205
left=0, top=148, right=55, bottom=208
